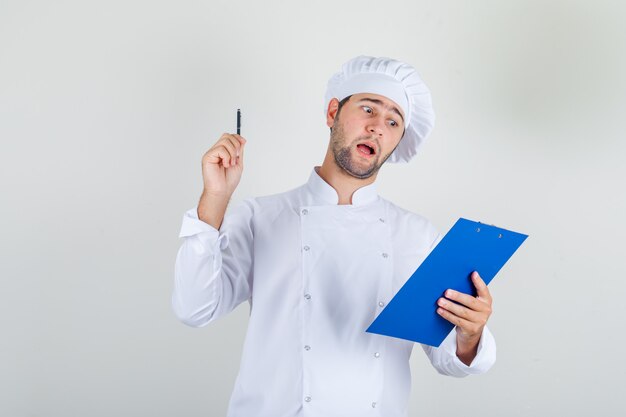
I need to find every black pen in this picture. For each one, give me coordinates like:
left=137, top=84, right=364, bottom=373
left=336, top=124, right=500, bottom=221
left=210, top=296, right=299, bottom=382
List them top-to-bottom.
left=237, top=108, right=241, bottom=135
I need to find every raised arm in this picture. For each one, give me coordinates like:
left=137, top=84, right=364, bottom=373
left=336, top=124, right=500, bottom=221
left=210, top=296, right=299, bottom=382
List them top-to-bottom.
left=172, top=133, right=254, bottom=327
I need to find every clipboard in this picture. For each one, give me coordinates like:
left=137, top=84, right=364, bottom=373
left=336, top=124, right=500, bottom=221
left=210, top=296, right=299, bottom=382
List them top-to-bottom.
left=366, top=218, right=528, bottom=347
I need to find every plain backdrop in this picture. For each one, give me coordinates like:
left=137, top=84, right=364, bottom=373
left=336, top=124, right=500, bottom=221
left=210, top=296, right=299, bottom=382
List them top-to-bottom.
left=1, top=0, right=625, bottom=416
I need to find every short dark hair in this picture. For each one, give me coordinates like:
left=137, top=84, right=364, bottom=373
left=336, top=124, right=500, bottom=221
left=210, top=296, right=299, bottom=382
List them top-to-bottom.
left=330, top=95, right=352, bottom=133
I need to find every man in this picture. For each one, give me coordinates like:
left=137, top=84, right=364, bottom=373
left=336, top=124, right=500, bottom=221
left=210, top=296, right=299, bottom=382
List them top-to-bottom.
left=173, top=56, right=496, bottom=417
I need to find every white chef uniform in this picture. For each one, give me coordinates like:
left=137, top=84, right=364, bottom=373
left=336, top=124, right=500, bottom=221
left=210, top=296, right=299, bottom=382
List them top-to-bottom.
left=173, top=167, right=496, bottom=417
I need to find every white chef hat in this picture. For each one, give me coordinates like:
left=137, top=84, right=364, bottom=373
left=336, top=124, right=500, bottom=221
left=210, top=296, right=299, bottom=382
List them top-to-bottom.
left=324, top=55, right=435, bottom=163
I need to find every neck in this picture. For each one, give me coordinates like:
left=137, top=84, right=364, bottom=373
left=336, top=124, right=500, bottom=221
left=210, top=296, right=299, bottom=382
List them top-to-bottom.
left=317, top=148, right=378, bottom=205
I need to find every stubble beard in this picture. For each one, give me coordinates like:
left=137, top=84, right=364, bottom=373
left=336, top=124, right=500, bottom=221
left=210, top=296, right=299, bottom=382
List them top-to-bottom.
left=330, top=119, right=396, bottom=180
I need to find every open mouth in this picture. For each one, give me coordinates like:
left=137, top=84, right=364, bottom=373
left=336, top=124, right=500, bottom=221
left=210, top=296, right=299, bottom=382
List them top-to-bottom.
left=356, top=142, right=376, bottom=157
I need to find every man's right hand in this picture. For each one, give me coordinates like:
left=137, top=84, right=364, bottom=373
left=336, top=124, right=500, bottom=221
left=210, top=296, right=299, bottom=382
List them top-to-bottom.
left=197, top=133, right=247, bottom=229
left=202, top=133, right=246, bottom=196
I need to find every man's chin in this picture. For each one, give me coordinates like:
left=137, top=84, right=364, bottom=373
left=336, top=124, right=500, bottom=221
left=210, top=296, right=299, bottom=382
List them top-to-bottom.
left=332, top=147, right=381, bottom=179
left=340, top=160, right=379, bottom=179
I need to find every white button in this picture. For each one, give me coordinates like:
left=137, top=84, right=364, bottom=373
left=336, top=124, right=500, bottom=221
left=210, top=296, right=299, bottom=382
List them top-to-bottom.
left=301, top=209, right=308, bottom=215
left=379, top=218, right=385, bottom=223
left=303, top=245, right=310, bottom=251
left=382, top=252, right=388, bottom=258
left=304, top=294, right=311, bottom=300
left=378, top=301, right=385, bottom=307
left=304, top=345, right=311, bottom=351
left=374, top=352, right=380, bottom=358
left=305, top=396, right=311, bottom=402
left=372, top=402, right=377, bottom=408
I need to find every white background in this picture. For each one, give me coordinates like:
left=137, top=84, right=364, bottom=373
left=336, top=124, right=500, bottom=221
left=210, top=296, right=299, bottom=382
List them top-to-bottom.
left=1, top=0, right=625, bottom=415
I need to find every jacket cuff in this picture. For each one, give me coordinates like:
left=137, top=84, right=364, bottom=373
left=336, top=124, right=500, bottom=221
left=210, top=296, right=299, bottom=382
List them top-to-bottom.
left=178, top=207, right=229, bottom=253
left=439, top=325, right=497, bottom=375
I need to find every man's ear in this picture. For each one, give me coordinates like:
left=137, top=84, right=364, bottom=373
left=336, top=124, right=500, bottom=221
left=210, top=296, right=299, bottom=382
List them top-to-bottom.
left=326, top=98, right=340, bottom=128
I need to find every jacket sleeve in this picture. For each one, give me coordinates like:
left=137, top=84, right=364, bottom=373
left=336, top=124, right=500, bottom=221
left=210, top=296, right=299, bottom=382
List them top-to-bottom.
left=172, top=199, right=255, bottom=328
left=420, top=325, right=497, bottom=377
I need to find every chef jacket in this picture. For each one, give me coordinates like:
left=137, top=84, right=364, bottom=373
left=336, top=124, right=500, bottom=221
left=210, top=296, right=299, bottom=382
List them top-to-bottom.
left=173, top=167, right=496, bottom=417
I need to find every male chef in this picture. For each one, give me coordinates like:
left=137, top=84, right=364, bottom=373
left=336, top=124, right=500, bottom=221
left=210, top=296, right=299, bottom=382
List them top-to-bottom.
left=173, top=55, right=496, bottom=417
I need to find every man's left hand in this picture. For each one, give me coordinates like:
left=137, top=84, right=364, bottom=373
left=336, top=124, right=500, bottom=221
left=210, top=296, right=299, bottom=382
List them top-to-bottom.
left=436, top=271, right=493, bottom=365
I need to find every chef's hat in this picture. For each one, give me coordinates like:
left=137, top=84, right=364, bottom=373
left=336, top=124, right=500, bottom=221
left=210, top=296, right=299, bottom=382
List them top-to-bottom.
left=324, top=55, right=435, bottom=163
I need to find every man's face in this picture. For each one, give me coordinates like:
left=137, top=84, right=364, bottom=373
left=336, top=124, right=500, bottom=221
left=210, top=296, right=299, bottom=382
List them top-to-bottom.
left=328, top=92, right=406, bottom=179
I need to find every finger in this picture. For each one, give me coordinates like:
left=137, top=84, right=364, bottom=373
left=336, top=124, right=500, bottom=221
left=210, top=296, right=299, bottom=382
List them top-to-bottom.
left=217, top=133, right=241, bottom=155
left=218, top=133, right=246, bottom=161
left=232, top=134, right=247, bottom=145
left=223, top=135, right=243, bottom=155
left=222, top=136, right=242, bottom=165
left=214, top=140, right=238, bottom=167
left=236, top=141, right=245, bottom=166
left=213, top=146, right=232, bottom=167
left=204, top=147, right=225, bottom=165
left=472, top=271, right=492, bottom=302
left=444, top=289, right=484, bottom=312
left=437, top=297, right=481, bottom=322
left=437, top=306, right=474, bottom=330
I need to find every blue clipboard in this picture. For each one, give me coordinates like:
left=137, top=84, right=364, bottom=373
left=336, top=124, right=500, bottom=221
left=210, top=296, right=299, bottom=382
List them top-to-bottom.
left=366, top=218, right=528, bottom=347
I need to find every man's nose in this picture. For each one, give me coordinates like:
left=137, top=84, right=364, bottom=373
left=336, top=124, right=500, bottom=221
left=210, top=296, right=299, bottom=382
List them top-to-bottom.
left=366, top=116, right=385, bottom=137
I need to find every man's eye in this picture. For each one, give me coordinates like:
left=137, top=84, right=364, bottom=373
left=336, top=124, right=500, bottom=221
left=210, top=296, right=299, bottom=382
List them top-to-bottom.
left=362, top=106, right=373, bottom=113
left=389, top=120, right=398, bottom=127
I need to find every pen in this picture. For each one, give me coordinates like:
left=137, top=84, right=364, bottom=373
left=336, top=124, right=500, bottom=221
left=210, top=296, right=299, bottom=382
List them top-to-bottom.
left=237, top=108, right=241, bottom=135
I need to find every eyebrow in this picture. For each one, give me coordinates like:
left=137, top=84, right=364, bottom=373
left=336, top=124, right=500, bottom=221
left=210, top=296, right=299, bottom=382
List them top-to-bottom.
left=356, top=98, right=405, bottom=123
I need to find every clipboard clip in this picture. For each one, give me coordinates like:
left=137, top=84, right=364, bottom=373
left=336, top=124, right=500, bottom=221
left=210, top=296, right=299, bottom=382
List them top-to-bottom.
left=476, top=222, right=503, bottom=238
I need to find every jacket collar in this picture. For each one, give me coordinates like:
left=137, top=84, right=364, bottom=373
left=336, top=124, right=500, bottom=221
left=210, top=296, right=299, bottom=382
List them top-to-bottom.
left=305, top=166, right=379, bottom=206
